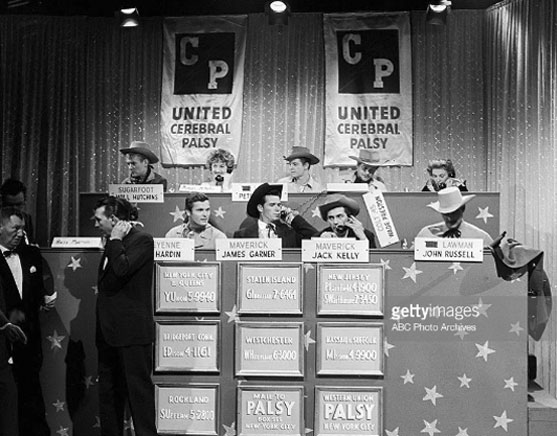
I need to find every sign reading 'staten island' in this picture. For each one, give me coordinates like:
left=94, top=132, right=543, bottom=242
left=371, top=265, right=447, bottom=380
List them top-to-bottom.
left=108, top=184, right=164, bottom=203
left=302, top=239, right=369, bottom=263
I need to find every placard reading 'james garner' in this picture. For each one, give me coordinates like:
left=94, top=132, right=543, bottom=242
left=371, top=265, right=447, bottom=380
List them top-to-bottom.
left=156, top=263, right=220, bottom=313
left=237, top=263, right=303, bottom=314
left=317, top=264, right=383, bottom=316
left=155, top=322, right=219, bottom=373
left=236, top=322, right=304, bottom=377
left=317, top=323, right=383, bottom=376
left=156, top=385, right=218, bottom=435
left=237, top=386, right=304, bottom=436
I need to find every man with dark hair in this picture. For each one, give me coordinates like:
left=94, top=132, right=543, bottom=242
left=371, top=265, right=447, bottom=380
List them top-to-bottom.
left=120, top=141, right=168, bottom=191
left=276, top=146, right=323, bottom=192
left=0, top=178, right=34, bottom=244
left=233, top=183, right=317, bottom=248
left=165, top=192, right=227, bottom=248
left=93, top=196, right=157, bottom=436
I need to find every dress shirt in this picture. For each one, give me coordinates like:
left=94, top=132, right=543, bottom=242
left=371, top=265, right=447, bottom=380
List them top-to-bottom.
left=277, top=175, right=324, bottom=193
left=415, top=220, right=493, bottom=246
left=258, top=221, right=278, bottom=239
left=164, top=223, right=227, bottom=249
left=1, top=245, right=22, bottom=298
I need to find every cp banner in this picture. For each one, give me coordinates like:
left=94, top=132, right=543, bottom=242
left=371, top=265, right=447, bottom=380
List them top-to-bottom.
left=323, top=13, right=413, bottom=167
left=161, top=16, right=247, bottom=166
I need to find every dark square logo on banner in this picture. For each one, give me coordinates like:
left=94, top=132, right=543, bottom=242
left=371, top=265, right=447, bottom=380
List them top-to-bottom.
left=336, top=29, right=400, bottom=94
left=174, top=32, right=235, bottom=95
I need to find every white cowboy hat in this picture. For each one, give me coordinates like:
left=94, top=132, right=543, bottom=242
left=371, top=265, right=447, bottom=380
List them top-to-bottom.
left=427, top=187, right=475, bottom=214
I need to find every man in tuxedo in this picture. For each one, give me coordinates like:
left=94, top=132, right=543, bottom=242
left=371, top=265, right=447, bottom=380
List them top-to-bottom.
left=233, top=183, right=317, bottom=247
left=93, top=196, right=157, bottom=436
left=0, top=207, right=52, bottom=436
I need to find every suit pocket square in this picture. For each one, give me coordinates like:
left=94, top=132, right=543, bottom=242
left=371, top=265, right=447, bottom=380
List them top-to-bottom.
left=30, top=266, right=37, bottom=273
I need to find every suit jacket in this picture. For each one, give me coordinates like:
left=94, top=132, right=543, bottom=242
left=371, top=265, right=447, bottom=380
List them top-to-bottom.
left=233, top=215, right=317, bottom=248
left=97, top=227, right=155, bottom=347
left=317, top=227, right=377, bottom=249
left=0, top=282, right=11, bottom=369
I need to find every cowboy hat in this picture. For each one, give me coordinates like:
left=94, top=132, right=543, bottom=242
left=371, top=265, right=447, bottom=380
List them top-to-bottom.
left=120, top=141, right=159, bottom=164
left=283, top=146, right=320, bottom=165
left=349, top=149, right=391, bottom=167
left=246, top=183, right=284, bottom=218
left=427, top=187, right=475, bottom=214
left=318, top=194, right=360, bottom=221
left=489, top=232, right=544, bottom=280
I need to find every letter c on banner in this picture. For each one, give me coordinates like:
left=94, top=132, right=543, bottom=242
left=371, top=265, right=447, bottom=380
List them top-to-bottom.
left=342, top=33, right=362, bottom=65
left=179, top=36, right=199, bottom=66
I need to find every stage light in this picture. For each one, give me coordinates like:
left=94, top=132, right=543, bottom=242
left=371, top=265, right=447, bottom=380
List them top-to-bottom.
left=426, top=0, right=452, bottom=26
left=266, top=1, right=290, bottom=26
left=119, top=7, right=139, bottom=28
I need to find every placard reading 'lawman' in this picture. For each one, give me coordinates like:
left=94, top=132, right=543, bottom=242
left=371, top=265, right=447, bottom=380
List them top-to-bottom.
left=323, top=13, right=412, bottom=166
left=161, top=16, right=247, bottom=166
left=155, top=263, right=220, bottom=313
left=237, top=263, right=303, bottom=314
left=317, top=264, right=383, bottom=316
left=155, top=322, right=219, bottom=373
left=236, top=322, right=304, bottom=377
left=317, top=323, right=383, bottom=376
left=156, top=385, right=218, bottom=435
left=237, top=386, right=304, bottom=436
left=315, top=387, right=382, bottom=436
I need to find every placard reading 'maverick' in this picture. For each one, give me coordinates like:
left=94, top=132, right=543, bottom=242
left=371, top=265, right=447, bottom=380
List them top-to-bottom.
left=156, top=263, right=220, bottom=313
left=237, top=263, right=303, bottom=314
left=317, top=264, right=383, bottom=316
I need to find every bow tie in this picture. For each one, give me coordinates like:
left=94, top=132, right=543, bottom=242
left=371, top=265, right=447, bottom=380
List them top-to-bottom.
left=442, top=228, right=461, bottom=238
left=3, top=250, right=16, bottom=258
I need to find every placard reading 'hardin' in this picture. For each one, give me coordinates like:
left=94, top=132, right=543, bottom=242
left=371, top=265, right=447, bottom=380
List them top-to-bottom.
left=155, top=263, right=220, bottom=313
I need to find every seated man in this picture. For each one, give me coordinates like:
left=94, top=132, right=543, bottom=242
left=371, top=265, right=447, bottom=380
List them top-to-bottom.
left=120, top=141, right=168, bottom=191
left=277, top=146, right=323, bottom=193
left=346, top=150, right=387, bottom=191
left=234, top=183, right=317, bottom=248
left=416, top=187, right=492, bottom=244
left=165, top=193, right=227, bottom=249
left=317, top=194, right=377, bottom=248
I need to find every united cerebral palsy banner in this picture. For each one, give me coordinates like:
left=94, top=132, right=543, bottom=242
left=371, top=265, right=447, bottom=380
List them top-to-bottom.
left=323, top=13, right=412, bottom=166
left=161, top=16, right=247, bottom=166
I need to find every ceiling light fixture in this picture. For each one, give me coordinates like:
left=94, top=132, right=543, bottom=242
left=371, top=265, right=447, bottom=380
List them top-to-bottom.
left=426, top=0, right=452, bottom=26
left=266, top=1, right=290, bottom=26
left=119, top=7, right=139, bottom=28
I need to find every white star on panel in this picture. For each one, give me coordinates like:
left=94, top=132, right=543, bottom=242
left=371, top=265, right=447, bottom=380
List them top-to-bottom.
left=169, top=205, right=185, bottom=222
left=213, top=206, right=226, bottom=219
left=311, top=206, right=321, bottom=218
left=475, top=206, right=494, bottom=224
left=67, top=256, right=82, bottom=271
left=380, top=258, right=392, bottom=270
left=402, top=262, right=423, bottom=283
left=448, top=262, right=463, bottom=275
left=303, top=263, right=314, bottom=273
left=475, top=297, right=492, bottom=318
left=225, top=305, right=239, bottom=323
left=509, top=322, right=524, bottom=336
left=47, top=330, right=66, bottom=350
left=454, top=330, right=469, bottom=340
left=304, top=331, right=315, bottom=351
left=384, top=337, right=395, bottom=357
left=475, top=341, right=496, bottom=362
left=401, top=369, right=415, bottom=384
left=457, top=374, right=472, bottom=388
left=83, top=375, right=94, bottom=389
left=504, top=377, right=518, bottom=391
left=423, top=385, right=443, bottom=406
left=53, top=399, right=65, bottom=412
left=493, top=410, right=513, bottom=431
left=93, top=416, right=101, bottom=428
left=421, top=419, right=441, bottom=436
left=223, top=422, right=236, bottom=436
left=56, top=426, right=69, bottom=436
left=455, top=426, right=469, bottom=436
left=386, top=427, right=400, bottom=436
left=304, top=428, right=313, bottom=434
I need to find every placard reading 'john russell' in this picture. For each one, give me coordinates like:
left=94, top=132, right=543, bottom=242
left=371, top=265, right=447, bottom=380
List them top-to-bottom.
left=155, top=263, right=220, bottom=313
left=238, top=263, right=303, bottom=314
left=317, top=264, right=383, bottom=316
left=155, top=322, right=219, bottom=373
left=236, top=322, right=304, bottom=377
left=317, top=323, right=383, bottom=376
left=156, top=385, right=218, bottom=435
left=237, top=386, right=304, bottom=436
left=315, top=387, right=382, bottom=436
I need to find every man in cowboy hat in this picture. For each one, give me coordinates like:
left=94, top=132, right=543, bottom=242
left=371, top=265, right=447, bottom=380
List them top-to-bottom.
left=120, top=141, right=168, bottom=191
left=276, top=146, right=323, bottom=193
left=346, top=149, right=388, bottom=191
left=233, top=183, right=317, bottom=248
left=416, top=187, right=493, bottom=244
left=317, top=194, right=377, bottom=248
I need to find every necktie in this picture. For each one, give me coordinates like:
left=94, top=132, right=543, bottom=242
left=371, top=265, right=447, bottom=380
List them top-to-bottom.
left=267, top=224, right=276, bottom=238
left=442, top=228, right=461, bottom=238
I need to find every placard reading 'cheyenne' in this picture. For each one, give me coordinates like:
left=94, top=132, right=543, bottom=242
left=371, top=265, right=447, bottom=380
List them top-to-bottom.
left=108, top=184, right=164, bottom=203
left=414, top=237, right=484, bottom=262
left=216, top=239, right=282, bottom=261
left=302, top=239, right=369, bottom=263
left=156, top=263, right=220, bottom=313
left=238, top=263, right=303, bottom=314
left=317, top=264, right=383, bottom=316
left=155, top=322, right=219, bottom=372
left=236, top=322, right=304, bottom=377
left=317, top=323, right=383, bottom=376
left=156, top=384, right=218, bottom=435
left=237, top=386, right=304, bottom=436
left=315, top=386, right=382, bottom=436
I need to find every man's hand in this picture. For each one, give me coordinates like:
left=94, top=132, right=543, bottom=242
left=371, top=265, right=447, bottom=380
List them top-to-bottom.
left=345, top=216, right=367, bottom=240
left=111, top=220, right=132, bottom=240
left=41, top=292, right=57, bottom=311
left=8, top=309, right=25, bottom=324
left=3, top=323, right=27, bottom=344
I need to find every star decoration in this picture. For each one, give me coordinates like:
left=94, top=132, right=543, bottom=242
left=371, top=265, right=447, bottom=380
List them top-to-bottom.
left=169, top=205, right=185, bottom=222
left=213, top=206, right=226, bottom=219
left=311, top=206, right=321, bottom=218
left=475, top=206, right=494, bottom=224
left=67, top=256, right=82, bottom=271
left=380, top=258, right=392, bottom=270
left=402, top=262, right=423, bottom=283
left=448, top=262, right=463, bottom=275
left=303, top=263, right=314, bottom=273
left=91, top=285, right=98, bottom=295
left=475, top=297, right=492, bottom=318
left=225, top=305, right=239, bottom=323
left=509, top=322, right=524, bottom=336
left=454, top=329, right=469, bottom=340
left=47, top=330, right=66, bottom=350
left=304, top=331, right=315, bottom=351
left=384, top=337, right=395, bottom=357
left=475, top=340, right=496, bottom=362
left=401, top=369, right=415, bottom=384
left=458, top=374, right=472, bottom=388
left=84, top=375, right=94, bottom=389
left=504, top=377, right=518, bottom=391
left=423, top=385, right=443, bottom=406
left=53, top=399, right=65, bottom=412
left=493, top=410, right=513, bottom=431
left=93, top=416, right=101, bottom=428
left=124, top=417, right=134, bottom=430
left=421, top=419, right=441, bottom=436
left=223, top=422, right=236, bottom=436
left=56, top=426, right=69, bottom=436
left=386, top=427, right=400, bottom=436
left=455, top=427, right=469, bottom=436
left=304, top=428, right=313, bottom=434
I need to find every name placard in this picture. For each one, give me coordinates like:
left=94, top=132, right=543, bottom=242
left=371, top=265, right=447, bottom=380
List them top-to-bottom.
left=231, top=183, right=289, bottom=202
left=326, top=183, right=369, bottom=193
left=108, top=184, right=164, bottom=203
left=178, top=184, right=222, bottom=193
left=363, top=191, right=399, bottom=248
left=51, top=237, right=103, bottom=249
left=414, top=237, right=484, bottom=262
left=154, top=238, right=195, bottom=261
left=216, top=239, right=282, bottom=261
left=302, top=240, right=368, bottom=263
left=155, top=263, right=220, bottom=313
left=238, top=263, right=303, bottom=315
left=317, top=265, right=384, bottom=316
left=155, top=321, right=219, bottom=373
left=236, top=322, right=304, bottom=377
left=317, top=323, right=383, bottom=376
left=156, top=384, right=218, bottom=435
left=237, top=386, right=304, bottom=436
left=315, top=386, right=382, bottom=436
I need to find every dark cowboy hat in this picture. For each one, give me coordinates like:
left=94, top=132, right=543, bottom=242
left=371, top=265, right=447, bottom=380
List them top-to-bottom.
left=120, top=141, right=159, bottom=164
left=283, top=146, right=320, bottom=165
left=348, top=149, right=391, bottom=167
left=246, top=183, right=284, bottom=218
left=318, top=194, right=360, bottom=221
left=489, top=232, right=544, bottom=281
